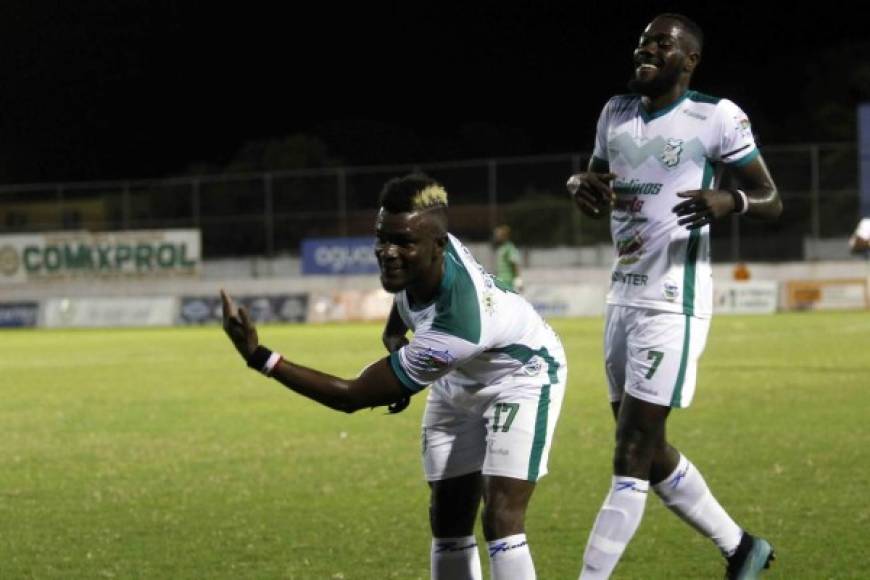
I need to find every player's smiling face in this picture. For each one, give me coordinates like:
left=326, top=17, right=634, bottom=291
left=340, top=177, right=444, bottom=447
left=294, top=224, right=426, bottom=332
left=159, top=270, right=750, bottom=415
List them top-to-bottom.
left=629, top=17, right=696, bottom=97
left=375, top=209, right=445, bottom=295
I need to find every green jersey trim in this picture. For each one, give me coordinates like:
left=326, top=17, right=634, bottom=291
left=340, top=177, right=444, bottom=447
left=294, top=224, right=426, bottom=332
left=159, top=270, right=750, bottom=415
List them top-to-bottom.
left=640, top=90, right=691, bottom=123
left=686, top=90, right=721, bottom=105
left=731, top=147, right=760, bottom=167
left=680, top=159, right=713, bottom=316
left=682, top=229, right=700, bottom=316
left=431, top=241, right=482, bottom=344
left=486, top=345, right=560, bottom=383
left=389, top=351, right=426, bottom=393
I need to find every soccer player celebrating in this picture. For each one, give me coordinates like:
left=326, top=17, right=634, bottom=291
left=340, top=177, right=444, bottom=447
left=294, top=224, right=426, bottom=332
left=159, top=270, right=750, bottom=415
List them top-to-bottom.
left=566, top=13, right=782, bottom=580
left=222, top=173, right=567, bottom=580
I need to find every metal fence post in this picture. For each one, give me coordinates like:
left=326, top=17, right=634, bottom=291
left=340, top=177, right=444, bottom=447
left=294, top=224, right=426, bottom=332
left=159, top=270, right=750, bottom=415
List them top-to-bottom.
left=810, top=144, right=821, bottom=241
left=570, top=154, right=582, bottom=245
left=488, top=160, right=497, bottom=233
left=337, top=168, right=348, bottom=237
left=264, top=173, right=274, bottom=257
left=191, top=178, right=201, bottom=227
left=121, top=182, right=131, bottom=230
left=56, top=185, right=65, bottom=230
left=731, top=213, right=741, bottom=262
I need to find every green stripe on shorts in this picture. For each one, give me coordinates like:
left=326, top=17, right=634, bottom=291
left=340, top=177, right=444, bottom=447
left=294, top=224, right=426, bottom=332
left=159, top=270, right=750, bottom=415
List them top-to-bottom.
left=671, top=316, right=691, bottom=408
left=527, top=384, right=551, bottom=482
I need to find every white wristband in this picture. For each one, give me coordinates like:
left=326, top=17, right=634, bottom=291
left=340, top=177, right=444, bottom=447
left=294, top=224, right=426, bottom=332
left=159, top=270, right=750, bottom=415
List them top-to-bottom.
left=735, top=189, right=749, bottom=215
left=263, top=351, right=283, bottom=376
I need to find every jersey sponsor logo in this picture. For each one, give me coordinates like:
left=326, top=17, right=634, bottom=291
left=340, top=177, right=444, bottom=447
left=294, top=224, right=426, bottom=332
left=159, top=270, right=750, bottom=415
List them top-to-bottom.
left=682, top=108, right=708, bottom=121
left=735, top=115, right=752, bottom=138
left=661, top=138, right=684, bottom=168
left=613, top=178, right=663, bottom=196
left=614, top=196, right=645, bottom=214
left=616, top=233, right=645, bottom=265
left=612, top=271, right=648, bottom=286
left=663, top=278, right=680, bottom=301
left=414, top=347, right=456, bottom=372
left=487, top=439, right=511, bottom=456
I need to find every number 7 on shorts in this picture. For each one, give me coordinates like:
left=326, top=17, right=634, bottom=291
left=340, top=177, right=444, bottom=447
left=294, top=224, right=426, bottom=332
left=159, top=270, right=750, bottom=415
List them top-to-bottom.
left=646, top=350, right=664, bottom=379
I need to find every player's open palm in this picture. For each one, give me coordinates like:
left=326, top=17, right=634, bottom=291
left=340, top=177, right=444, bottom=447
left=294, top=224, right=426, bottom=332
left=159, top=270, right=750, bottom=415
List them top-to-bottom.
left=673, top=189, right=734, bottom=229
left=221, top=289, right=259, bottom=361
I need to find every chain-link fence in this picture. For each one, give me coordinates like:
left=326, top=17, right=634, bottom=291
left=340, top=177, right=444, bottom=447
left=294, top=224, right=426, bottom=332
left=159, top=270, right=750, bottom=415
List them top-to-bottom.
left=0, top=143, right=858, bottom=262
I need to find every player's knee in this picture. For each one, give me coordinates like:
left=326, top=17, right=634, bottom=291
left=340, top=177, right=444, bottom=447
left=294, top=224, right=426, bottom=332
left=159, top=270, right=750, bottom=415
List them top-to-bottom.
left=613, top=429, right=656, bottom=476
left=430, top=502, right=476, bottom=537
left=481, top=504, right=524, bottom=540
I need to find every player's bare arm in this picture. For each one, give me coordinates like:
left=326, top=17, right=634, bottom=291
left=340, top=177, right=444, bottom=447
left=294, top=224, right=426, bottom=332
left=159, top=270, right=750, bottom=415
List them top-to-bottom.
left=672, top=155, right=781, bottom=229
left=567, top=158, right=617, bottom=218
left=221, top=289, right=408, bottom=413
left=382, top=302, right=409, bottom=353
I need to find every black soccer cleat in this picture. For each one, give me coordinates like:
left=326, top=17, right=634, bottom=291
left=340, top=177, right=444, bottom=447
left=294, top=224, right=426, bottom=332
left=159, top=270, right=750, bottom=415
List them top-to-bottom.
left=725, top=532, right=775, bottom=580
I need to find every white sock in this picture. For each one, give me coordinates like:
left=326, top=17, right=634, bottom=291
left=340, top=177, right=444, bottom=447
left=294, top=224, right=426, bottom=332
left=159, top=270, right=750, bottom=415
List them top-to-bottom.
left=652, top=453, right=743, bottom=556
left=579, top=476, right=649, bottom=580
left=487, top=533, right=535, bottom=580
left=431, top=536, right=482, bottom=580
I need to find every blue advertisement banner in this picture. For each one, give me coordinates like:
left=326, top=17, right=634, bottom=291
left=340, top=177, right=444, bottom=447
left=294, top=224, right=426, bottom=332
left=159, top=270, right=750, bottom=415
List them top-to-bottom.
left=859, top=103, right=870, bottom=218
left=301, top=237, right=378, bottom=275
left=0, top=302, right=39, bottom=327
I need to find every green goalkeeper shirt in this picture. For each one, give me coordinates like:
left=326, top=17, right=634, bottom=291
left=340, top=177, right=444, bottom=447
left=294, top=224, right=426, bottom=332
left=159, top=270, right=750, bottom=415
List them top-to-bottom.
left=495, top=241, right=520, bottom=290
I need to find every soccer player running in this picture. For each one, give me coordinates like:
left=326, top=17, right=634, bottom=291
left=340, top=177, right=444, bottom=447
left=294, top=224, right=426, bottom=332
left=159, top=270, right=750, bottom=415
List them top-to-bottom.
left=566, top=13, right=782, bottom=580
left=222, top=173, right=567, bottom=580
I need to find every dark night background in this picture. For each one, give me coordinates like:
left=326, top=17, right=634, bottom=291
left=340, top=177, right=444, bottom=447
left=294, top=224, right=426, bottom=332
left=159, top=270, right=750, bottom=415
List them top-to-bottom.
left=1, top=0, right=868, bottom=184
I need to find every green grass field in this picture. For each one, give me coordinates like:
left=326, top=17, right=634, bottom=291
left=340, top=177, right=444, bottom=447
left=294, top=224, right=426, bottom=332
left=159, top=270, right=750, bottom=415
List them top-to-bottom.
left=2, top=311, right=868, bottom=579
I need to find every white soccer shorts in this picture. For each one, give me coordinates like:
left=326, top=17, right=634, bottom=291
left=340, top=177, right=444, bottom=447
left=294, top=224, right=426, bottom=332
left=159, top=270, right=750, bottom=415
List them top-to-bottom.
left=604, top=304, right=710, bottom=408
left=420, top=355, right=566, bottom=483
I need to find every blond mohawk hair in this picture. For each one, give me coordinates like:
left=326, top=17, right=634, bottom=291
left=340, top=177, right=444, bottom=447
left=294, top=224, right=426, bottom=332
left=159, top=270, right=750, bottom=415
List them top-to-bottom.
left=379, top=173, right=449, bottom=214
left=414, top=184, right=449, bottom=210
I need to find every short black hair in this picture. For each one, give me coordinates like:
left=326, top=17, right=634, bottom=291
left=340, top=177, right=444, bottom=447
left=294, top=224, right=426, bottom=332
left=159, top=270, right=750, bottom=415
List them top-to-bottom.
left=656, top=13, right=704, bottom=53
left=378, top=173, right=449, bottom=213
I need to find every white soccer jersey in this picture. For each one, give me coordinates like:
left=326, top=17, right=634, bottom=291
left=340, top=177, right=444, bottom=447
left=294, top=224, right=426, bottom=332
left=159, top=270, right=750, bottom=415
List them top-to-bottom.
left=592, top=90, right=759, bottom=317
left=388, top=234, right=565, bottom=393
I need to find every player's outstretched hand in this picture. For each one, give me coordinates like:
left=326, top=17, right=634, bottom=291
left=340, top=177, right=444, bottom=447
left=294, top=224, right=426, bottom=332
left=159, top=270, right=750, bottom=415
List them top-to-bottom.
left=567, top=172, right=616, bottom=218
left=673, top=189, right=734, bottom=229
left=221, top=289, right=259, bottom=362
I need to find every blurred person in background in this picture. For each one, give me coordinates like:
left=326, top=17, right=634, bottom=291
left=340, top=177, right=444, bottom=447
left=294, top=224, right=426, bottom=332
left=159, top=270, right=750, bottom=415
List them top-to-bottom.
left=849, top=217, right=870, bottom=254
left=492, top=225, right=523, bottom=292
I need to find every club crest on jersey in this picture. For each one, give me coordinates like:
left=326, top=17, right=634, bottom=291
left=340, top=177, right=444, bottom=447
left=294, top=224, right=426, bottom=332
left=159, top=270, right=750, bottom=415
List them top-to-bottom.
left=660, top=138, right=684, bottom=168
